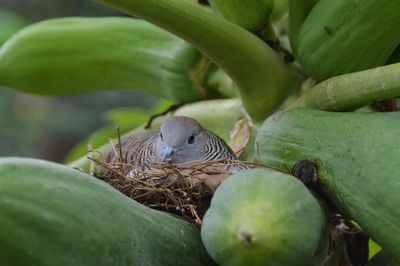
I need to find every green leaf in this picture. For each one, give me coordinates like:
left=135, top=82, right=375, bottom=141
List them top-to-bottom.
left=369, top=240, right=382, bottom=259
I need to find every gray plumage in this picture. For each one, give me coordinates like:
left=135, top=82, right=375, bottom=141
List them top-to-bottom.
left=106, top=116, right=239, bottom=173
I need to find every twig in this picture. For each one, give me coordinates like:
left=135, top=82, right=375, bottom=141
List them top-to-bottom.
left=144, top=103, right=183, bottom=129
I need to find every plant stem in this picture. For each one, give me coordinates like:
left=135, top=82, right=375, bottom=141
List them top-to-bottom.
left=96, top=0, right=303, bottom=122
left=288, top=63, right=400, bottom=111
left=206, top=68, right=238, bottom=98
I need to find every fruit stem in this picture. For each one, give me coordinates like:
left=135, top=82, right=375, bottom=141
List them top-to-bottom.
left=96, top=0, right=304, bottom=122
left=287, top=63, right=400, bottom=111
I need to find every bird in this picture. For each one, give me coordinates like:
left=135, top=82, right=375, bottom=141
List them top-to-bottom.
left=105, top=116, right=241, bottom=175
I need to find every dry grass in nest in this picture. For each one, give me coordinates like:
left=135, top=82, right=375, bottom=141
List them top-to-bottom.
left=90, top=155, right=251, bottom=225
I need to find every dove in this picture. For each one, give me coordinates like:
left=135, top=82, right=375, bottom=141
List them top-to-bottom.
left=105, top=116, right=240, bottom=175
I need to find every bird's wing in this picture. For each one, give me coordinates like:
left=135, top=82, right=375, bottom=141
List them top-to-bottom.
left=106, top=131, right=159, bottom=166
left=203, top=131, right=238, bottom=161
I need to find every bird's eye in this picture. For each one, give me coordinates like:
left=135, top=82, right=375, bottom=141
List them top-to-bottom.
left=160, top=133, right=163, bottom=140
left=188, top=135, right=195, bottom=144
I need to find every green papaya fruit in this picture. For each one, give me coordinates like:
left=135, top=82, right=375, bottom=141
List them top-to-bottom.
left=209, top=0, right=273, bottom=32
left=271, top=0, right=289, bottom=23
left=288, top=0, right=318, bottom=54
left=297, top=0, right=400, bottom=81
left=0, top=17, right=205, bottom=102
left=386, top=45, right=400, bottom=65
left=256, top=109, right=400, bottom=262
left=0, top=158, right=214, bottom=266
left=201, top=168, right=328, bottom=266
left=368, top=251, right=399, bottom=266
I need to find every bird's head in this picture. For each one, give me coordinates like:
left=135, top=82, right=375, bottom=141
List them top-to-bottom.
left=156, top=116, right=207, bottom=163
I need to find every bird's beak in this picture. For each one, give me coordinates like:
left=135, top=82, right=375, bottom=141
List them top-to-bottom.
left=163, top=146, right=175, bottom=159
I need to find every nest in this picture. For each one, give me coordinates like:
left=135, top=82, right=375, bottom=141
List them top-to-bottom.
left=91, top=154, right=250, bottom=225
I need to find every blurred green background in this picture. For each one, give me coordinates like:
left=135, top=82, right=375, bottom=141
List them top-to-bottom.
left=0, top=0, right=157, bottom=162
